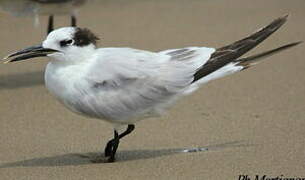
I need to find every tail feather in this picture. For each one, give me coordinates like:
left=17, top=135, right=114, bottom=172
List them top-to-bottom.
left=193, top=15, right=295, bottom=82
left=236, top=41, right=302, bottom=69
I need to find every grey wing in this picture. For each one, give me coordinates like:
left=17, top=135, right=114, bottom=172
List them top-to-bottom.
left=73, top=47, right=215, bottom=122
left=76, top=73, right=179, bottom=122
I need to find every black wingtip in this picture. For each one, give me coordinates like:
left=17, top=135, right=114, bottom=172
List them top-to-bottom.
left=283, top=13, right=289, bottom=20
left=267, top=14, right=289, bottom=32
left=271, top=14, right=290, bottom=29
left=276, top=14, right=289, bottom=23
left=192, top=15, right=296, bottom=82
left=237, top=40, right=302, bottom=68
left=290, top=41, right=303, bottom=46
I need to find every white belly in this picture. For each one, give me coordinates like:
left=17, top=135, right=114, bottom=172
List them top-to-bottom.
left=44, top=62, right=158, bottom=124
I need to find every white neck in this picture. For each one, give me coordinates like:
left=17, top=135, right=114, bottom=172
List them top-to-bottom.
left=48, top=44, right=96, bottom=65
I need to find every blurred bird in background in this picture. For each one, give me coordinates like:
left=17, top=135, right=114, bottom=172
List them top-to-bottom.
left=0, top=0, right=87, bottom=34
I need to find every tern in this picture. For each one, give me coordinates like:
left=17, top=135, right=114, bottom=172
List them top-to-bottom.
left=3, top=15, right=301, bottom=162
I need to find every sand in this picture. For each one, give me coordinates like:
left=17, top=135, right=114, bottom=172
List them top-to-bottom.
left=0, top=0, right=304, bottom=179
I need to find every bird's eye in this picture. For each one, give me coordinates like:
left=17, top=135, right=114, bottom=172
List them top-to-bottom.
left=60, top=39, right=74, bottom=47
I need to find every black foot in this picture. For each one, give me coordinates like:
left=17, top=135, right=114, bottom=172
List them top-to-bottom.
left=47, top=15, right=54, bottom=34
left=71, top=15, right=77, bottom=27
left=103, top=124, right=135, bottom=162
left=107, top=131, right=119, bottom=162
left=104, top=139, right=116, bottom=157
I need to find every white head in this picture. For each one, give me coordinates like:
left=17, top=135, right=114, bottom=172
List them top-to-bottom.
left=3, top=27, right=100, bottom=64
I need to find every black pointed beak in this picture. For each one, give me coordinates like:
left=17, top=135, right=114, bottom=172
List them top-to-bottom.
left=3, top=44, right=59, bottom=63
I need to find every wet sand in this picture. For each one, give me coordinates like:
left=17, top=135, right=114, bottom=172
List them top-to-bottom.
left=0, top=0, right=304, bottom=179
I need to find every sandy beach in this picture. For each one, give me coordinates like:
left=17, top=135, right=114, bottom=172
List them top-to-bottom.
left=0, top=0, right=304, bottom=179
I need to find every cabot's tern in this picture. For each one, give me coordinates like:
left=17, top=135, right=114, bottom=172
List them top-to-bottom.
left=3, top=15, right=301, bottom=162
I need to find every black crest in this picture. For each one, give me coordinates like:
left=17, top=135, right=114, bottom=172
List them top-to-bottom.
left=73, top=28, right=100, bottom=46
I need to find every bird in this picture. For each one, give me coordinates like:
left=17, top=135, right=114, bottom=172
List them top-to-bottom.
left=0, top=0, right=87, bottom=34
left=31, top=0, right=87, bottom=34
left=3, top=15, right=301, bottom=162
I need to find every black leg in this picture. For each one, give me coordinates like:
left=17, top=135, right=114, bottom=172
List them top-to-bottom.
left=47, top=15, right=54, bottom=34
left=71, top=15, right=77, bottom=27
left=104, top=124, right=135, bottom=162
left=118, top=124, right=135, bottom=139
left=107, top=131, right=119, bottom=162
left=104, top=139, right=114, bottom=157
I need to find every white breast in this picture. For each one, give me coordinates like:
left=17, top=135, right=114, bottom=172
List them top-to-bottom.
left=44, top=61, right=148, bottom=124
left=45, top=61, right=91, bottom=115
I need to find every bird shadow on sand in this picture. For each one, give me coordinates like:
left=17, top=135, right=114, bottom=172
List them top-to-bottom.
left=0, top=71, right=44, bottom=90
left=0, top=141, right=254, bottom=168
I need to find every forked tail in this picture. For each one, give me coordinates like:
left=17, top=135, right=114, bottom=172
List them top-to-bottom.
left=193, top=15, right=302, bottom=82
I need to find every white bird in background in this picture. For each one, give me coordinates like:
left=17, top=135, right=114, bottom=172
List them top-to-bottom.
left=0, top=0, right=87, bottom=34
left=3, top=15, right=301, bottom=162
